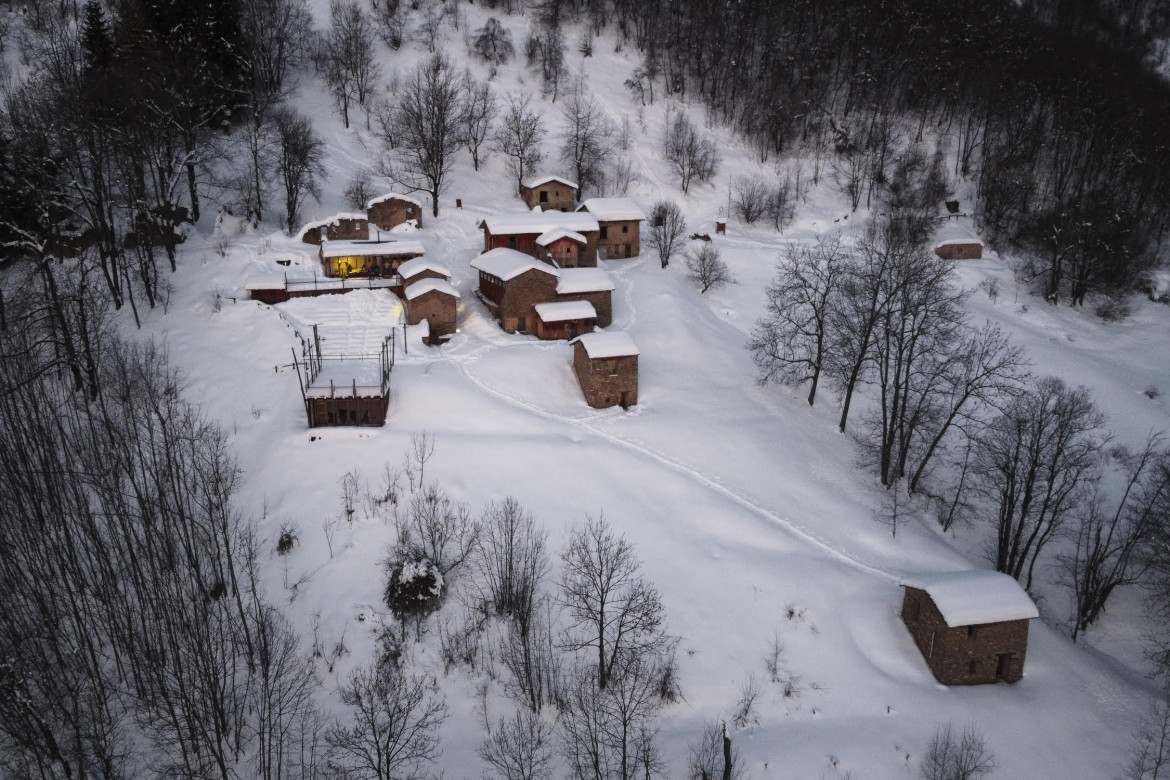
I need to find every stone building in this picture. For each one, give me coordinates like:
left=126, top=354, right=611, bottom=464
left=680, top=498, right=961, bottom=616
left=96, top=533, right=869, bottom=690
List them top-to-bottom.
left=519, top=174, right=578, bottom=211
left=367, top=192, right=424, bottom=231
left=579, top=197, right=646, bottom=259
left=480, top=211, right=601, bottom=266
left=298, top=213, right=370, bottom=245
left=934, top=238, right=983, bottom=260
left=319, top=239, right=425, bottom=278
left=470, top=248, right=560, bottom=334
left=556, top=267, right=615, bottom=328
left=405, top=278, right=459, bottom=344
left=533, top=300, right=596, bottom=341
left=571, top=331, right=639, bottom=409
left=901, top=570, right=1038, bottom=685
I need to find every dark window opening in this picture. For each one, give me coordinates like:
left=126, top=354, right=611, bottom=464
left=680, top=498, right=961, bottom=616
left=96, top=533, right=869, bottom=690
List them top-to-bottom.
left=540, top=190, right=548, bottom=203
left=600, top=226, right=608, bottom=239
left=968, top=660, right=978, bottom=675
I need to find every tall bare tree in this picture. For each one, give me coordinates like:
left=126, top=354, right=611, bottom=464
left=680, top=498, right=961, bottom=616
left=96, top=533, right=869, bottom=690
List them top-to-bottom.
left=560, top=84, right=613, bottom=198
left=495, top=92, right=545, bottom=195
left=272, top=106, right=326, bottom=230
left=646, top=199, right=686, bottom=268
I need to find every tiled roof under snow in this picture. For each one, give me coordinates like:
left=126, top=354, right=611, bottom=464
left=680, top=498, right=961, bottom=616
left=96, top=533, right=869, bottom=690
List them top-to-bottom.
left=522, top=174, right=578, bottom=190
left=366, top=191, right=424, bottom=209
left=580, top=197, right=647, bottom=222
left=481, top=211, right=599, bottom=235
left=536, top=228, right=587, bottom=247
left=320, top=240, right=424, bottom=258
left=471, top=248, right=558, bottom=281
left=398, top=257, right=450, bottom=279
left=557, top=267, right=615, bottom=294
left=404, top=278, right=460, bottom=300
left=534, top=300, right=596, bottom=322
left=572, top=331, right=639, bottom=359
left=907, top=570, right=1039, bottom=627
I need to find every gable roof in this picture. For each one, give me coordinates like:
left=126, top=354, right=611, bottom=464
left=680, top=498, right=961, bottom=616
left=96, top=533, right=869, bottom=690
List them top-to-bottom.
left=522, top=174, right=578, bottom=190
left=366, top=191, right=424, bottom=209
left=580, top=197, right=647, bottom=222
left=481, top=211, right=599, bottom=236
left=296, top=213, right=369, bottom=240
left=536, top=228, right=587, bottom=247
left=320, top=239, right=425, bottom=259
left=471, top=247, right=559, bottom=281
left=398, top=257, right=450, bottom=280
left=557, top=267, right=615, bottom=294
left=404, top=278, right=460, bottom=300
left=534, top=300, right=596, bottom=322
left=572, top=331, right=639, bottom=359
left=907, top=570, right=1039, bottom=627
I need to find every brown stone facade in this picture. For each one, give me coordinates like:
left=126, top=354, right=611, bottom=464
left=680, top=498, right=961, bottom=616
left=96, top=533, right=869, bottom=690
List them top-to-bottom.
left=520, top=180, right=576, bottom=211
left=368, top=196, right=423, bottom=230
left=301, top=217, right=369, bottom=245
left=597, top=219, right=641, bottom=259
left=484, top=227, right=600, bottom=267
left=541, top=236, right=584, bottom=267
left=935, top=241, right=983, bottom=260
left=401, top=267, right=448, bottom=285
left=478, top=268, right=559, bottom=335
left=407, top=288, right=457, bottom=341
left=556, top=290, right=612, bottom=328
left=573, top=345, right=638, bottom=408
left=901, top=587, right=1029, bottom=685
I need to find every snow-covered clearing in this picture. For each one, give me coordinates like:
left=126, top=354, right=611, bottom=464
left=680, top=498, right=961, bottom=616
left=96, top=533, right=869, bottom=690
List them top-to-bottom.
left=126, top=4, right=1170, bottom=776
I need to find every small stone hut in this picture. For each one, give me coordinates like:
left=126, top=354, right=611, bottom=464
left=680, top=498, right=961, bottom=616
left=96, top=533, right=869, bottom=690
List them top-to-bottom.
left=519, top=175, right=578, bottom=212
left=367, top=192, right=424, bottom=231
left=579, top=197, right=646, bottom=259
left=480, top=211, right=601, bottom=266
left=299, top=213, right=370, bottom=245
left=536, top=228, right=588, bottom=268
left=934, top=238, right=983, bottom=260
left=319, top=239, right=425, bottom=278
left=470, top=247, right=560, bottom=334
left=397, top=257, right=451, bottom=289
left=556, top=267, right=615, bottom=328
left=405, top=278, right=460, bottom=344
left=533, top=300, right=596, bottom=341
left=571, top=331, right=639, bottom=409
left=901, top=570, right=1039, bottom=685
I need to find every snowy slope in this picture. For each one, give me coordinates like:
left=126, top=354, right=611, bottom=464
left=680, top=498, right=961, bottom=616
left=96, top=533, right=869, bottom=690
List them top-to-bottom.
left=126, top=4, right=1170, bottom=777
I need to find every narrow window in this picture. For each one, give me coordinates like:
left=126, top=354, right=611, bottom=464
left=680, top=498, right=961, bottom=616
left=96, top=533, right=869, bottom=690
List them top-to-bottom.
left=540, top=190, right=549, bottom=203
left=622, top=224, right=629, bottom=233
left=600, top=226, right=608, bottom=239
left=606, top=358, right=617, bottom=374
left=967, top=625, right=977, bottom=640
left=968, top=660, right=978, bottom=675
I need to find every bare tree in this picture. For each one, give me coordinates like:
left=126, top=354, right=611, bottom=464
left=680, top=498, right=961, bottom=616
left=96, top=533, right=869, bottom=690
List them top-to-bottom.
left=240, top=0, right=313, bottom=101
left=322, top=0, right=381, bottom=129
left=371, top=0, right=404, bottom=49
left=472, top=17, right=514, bottom=66
left=526, top=25, right=566, bottom=101
left=379, top=54, right=463, bottom=218
left=463, top=76, right=498, bottom=171
left=560, top=84, right=613, bottom=198
left=495, top=92, right=546, bottom=194
left=273, top=106, right=326, bottom=231
left=663, top=112, right=719, bottom=194
left=733, top=175, right=769, bottom=224
left=646, top=199, right=686, bottom=268
left=748, top=234, right=847, bottom=406
left=685, top=243, right=734, bottom=294
left=973, top=376, right=1106, bottom=590
left=1062, top=437, right=1170, bottom=640
left=472, top=497, right=549, bottom=622
left=559, top=515, right=668, bottom=690
left=499, top=595, right=561, bottom=713
left=326, top=664, right=448, bottom=780
left=1124, top=696, right=1170, bottom=780
left=479, top=709, right=556, bottom=780
left=688, top=721, right=741, bottom=780
left=920, top=722, right=995, bottom=780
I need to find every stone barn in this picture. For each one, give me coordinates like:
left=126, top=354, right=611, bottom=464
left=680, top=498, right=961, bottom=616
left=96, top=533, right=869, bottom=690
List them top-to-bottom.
left=519, top=174, right=578, bottom=211
left=367, top=192, right=424, bottom=230
left=579, top=197, right=646, bottom=259
left=480, top=211, right=601, bottom=266
left=298, top=213, right=370, bottom=245
left=934, top=238, right=983, bottom=260
left=319, top=239, right=425, bottom=278
left=470, top=248, right=560, bottom=335
left=396, top=257, right=451, bottom=296
left=556, top=267, right=615, bottom=328
left=405, top=278, right=460, bottom=344
left=533, top=300, right=596, bottom=341
left=571, top=331, right=639, bottom=409
left=901, top=570, right=1039, bottom=685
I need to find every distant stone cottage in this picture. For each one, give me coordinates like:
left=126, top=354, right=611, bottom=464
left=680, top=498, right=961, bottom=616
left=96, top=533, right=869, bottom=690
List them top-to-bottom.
left=519, top=175, right=578, bottom=212
left=367, top=192, right=424, bottom=231
left=579, top=197, right=646, bottom=260
left=479, top=211, right=602, bottom=267
left=934, top=238, right=983, bottom=260
left=571, top=331, right=639, bottom=409
left=901, top=570, right=1038, bottom=685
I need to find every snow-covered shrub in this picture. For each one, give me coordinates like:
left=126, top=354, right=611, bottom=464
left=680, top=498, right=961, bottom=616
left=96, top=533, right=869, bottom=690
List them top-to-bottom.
left=385, top=554, right=445, bottom=625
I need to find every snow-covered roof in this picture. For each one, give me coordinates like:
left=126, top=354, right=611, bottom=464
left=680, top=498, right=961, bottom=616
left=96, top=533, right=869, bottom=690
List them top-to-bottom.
left=521, top=174, right=578, bottom=190
left=366, top=192, right=424, bottom=209
left=580, top=197, right=647, bottom=222
left=481, top=211, right=599, bottom=235
left=295, top=213, right=369, bottom=239
left=536, top=228, right=587, bottom=247
left=935, top=238, right=983, bottom=249
left=320, top=240, right=425, bottom=258
left=470, top=248, right=559, bottom=281
left=398, top=257, right=450, bottom=280
left=557, top=267, right=615, bottom=294
left=405, top=278, right=460, bottom=300
left=534, top=300, right=596, bottom=322
left=572, top=331, right=639, bottom=359
left=907, top=570, right=1039, bottom=627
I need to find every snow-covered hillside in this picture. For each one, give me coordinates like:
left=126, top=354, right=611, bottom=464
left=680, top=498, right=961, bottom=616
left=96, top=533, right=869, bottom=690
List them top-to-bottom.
left=126, top=3, right=1170, bottom=777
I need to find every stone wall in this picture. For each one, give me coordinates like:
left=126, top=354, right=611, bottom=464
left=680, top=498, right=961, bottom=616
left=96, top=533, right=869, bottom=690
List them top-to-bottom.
left=368, top=197, right=423, bottom=230
left=598, top=219, right=641, bottom=258
left=500, top=269, right=559, bottom=334
left=408, top=289, right=457, bottom=339
left=557, top=289, right=612, bottom=328
left=573, top=345, right=638, bottom=408
left=901, top=587, right=1029, bottom=685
